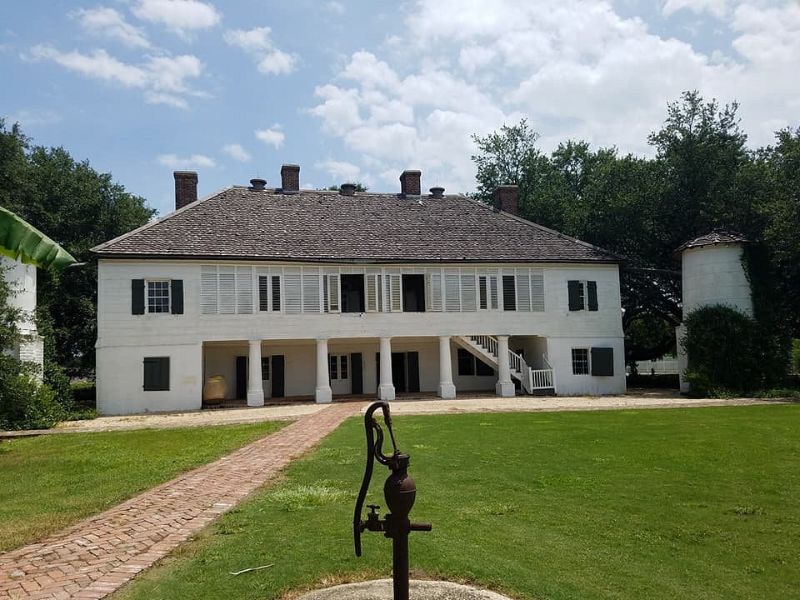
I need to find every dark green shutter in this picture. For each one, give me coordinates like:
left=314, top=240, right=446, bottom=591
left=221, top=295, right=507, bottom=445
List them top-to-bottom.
left=502, top=275, right=516, bottom=311
left=259, top=276, right=269, bottom=311
left=132, top=279, right=145, bottom=315
left=171, top=280, right=184, bottom=314
left=567, top=280, right=583, bottom=311
left=587, top=281, right=598, bottom=311
left=591, top=347, right=614, bottom=376
left=143, top=357, right=170, bottom=391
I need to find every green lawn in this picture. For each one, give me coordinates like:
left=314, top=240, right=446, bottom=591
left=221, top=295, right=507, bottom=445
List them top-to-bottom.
left=115, top=405, right=800, bottom=600
left=0, top=422, right=284, bottom=552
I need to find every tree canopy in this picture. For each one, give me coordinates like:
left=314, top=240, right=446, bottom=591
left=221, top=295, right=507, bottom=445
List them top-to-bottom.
left=472, top=91, right=799, bottom=366
left=0, top=120, right=155, bottom=376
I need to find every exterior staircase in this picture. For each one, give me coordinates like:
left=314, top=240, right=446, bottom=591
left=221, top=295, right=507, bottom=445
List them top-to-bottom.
left=454, top=335, right=555, bottom=395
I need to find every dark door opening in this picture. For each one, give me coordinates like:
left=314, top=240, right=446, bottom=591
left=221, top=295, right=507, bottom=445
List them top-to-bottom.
left=341, top=274, right=365, bottom=313
left=402, top=274, right=425, bottom=312
left=375, top=351, right=420, bottom=394
left=406, top=351, right=420, bottom=393
left=392, top=352, right=407, bottom=393
left=351, top=353, right=363, bottom=394
left=271, top=355, right=285, bottom=398
left=235, top=356, right=247, bottom=400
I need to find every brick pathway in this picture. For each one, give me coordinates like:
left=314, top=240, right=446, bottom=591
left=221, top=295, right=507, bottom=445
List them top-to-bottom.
left=0, top=402, right=362, bottom=600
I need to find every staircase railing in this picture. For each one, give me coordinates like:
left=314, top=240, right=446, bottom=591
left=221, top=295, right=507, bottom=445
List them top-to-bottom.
left=467, top=335, right=554, bottom=393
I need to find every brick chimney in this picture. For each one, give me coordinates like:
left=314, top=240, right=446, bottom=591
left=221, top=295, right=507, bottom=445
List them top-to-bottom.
left=280, top=164, right=300, bottom=192
left=399, top=170, right=421, bottom=197
left=174, top=171, right=198, bottom=210
left=493, top=185, right=518, bottom=215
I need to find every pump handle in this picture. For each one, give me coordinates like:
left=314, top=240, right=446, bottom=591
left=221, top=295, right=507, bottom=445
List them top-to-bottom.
left=353, top=402, right=397, bottom=557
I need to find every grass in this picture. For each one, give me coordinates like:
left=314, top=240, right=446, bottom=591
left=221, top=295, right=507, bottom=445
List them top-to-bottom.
left=113, top=405, right=800, bottom=600
left=0, top=422, right=284, bottom=552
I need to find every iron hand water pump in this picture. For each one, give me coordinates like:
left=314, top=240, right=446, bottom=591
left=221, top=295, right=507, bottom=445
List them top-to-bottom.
left=353, top=401, right=431, bottom=600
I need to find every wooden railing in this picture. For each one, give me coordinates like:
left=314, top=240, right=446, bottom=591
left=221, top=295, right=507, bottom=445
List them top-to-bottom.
left=467, top=335, right=554, bottom=392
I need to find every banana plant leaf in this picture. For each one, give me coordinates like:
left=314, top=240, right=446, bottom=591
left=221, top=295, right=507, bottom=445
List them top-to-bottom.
left=0, top=206, right=76, bottom=270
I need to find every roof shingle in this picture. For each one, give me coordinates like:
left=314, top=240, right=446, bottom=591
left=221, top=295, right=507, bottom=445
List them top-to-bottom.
left=92, top=188, right=620, bottom=264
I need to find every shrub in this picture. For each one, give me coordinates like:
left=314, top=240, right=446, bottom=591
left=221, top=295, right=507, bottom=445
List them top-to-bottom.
left=682, top=305, right=787, bottom=396
left=792, top=340, right=800, bottom=374
left=0, top=357, right=65, bottom=430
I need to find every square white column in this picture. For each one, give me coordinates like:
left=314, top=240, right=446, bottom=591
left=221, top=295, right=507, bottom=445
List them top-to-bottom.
left=495, top=335, right=515, bottom=397
left=378, top=336, right=395, bottom=401
left=438, top=336, right=456, bottom=399
left=315, top=338, right=333, bottom=404
left=247, top=340, right=265, bottom=407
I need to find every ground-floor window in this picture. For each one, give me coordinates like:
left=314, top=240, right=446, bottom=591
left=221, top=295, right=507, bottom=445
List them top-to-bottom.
left=571, top=348, right=589, bottom=375
left=329, top=355, right=349, bottom=380
left=143, top=356, right=170, bottom=391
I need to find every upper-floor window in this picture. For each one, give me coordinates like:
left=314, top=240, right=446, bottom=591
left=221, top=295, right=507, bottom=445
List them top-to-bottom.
left=132, top=279, right=183, bottom=315
left=147, top=280, right=170, bottom=313
left=568, top=280, right=598, bottom=312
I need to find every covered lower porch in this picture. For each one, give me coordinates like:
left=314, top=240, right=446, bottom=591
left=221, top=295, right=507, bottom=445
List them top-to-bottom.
left=201, top=335, right=553, bottom=406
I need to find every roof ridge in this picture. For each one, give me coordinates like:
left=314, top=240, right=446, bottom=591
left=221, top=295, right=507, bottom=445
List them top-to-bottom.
left=90, top=185, right=234, bottom=253
left=462, top=196, right=625, bottom=262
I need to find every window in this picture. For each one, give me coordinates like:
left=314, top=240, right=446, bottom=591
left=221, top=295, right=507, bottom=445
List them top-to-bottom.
left=427, top=272, right=442, bottom=311
left=342, top=274, right=366, bottom=313
left=402, top=274, right=425, bottom=312
left=258, top=275, right=282, bottom=312
left=502, top=275, right=516, bottom=311
left=147, top=280, right=170, bottom=313
left=568, top=280, right=598, bottom=311
left=457, top=349, right=495, bottom=377
left=571, top=349, right=589, bottom=375
left=329, top=355, right=349, bottom=380
left=143, top=357, right=170, bottom=391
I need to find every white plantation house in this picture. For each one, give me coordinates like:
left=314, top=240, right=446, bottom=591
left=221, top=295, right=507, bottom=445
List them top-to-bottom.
left=92, top=166, right=626, bottom=415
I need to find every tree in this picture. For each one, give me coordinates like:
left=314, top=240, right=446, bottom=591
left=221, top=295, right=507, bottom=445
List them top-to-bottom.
left=471, top=91, right=795, bottom=369
left=0, top=120, right=155, bottom=376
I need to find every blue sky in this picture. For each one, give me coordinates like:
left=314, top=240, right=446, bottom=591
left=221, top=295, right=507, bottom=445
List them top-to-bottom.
left=2, top=0, right=798, bottom=217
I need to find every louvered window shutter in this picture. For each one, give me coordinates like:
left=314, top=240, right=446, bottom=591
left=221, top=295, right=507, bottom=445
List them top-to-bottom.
left=200, top=267, right=218, bottom=314
left=236, top=267, right=253, bottom=314
left=218, top=269, right=236, bottom=314
left=531, top=270, right=545, bottom=311
left=284, top=271, right=301, bottom=314
left=516, top=271, right=530, bottom=311
left=428, top=272, right=442, bottom=311
left=302, top=273, right=321, bottom=313
left=445, top=273, right=460, bottom=312
left=327, top=274, right=340, bottom=312
left=366, top=274, right=378, bottom=312
left=389, top=274, right=402, bottom=312
left=460, top=274, right=477, bottom=311
left=502, top=275, right=516, bottom=311
left=258, top=276, right=269, bottom=311
left=271, top=276, right=281, bottom=311
left=478, top=276, right=488, bottom=310
left=489, top=276, right=499, bottom=310
left=131, top=279, right=145, bottom=315
left=170, top=280, right=184, bottom=314
left=568, top=280, right=583, bottom=311
left=587, top=281, right=598, bottom=311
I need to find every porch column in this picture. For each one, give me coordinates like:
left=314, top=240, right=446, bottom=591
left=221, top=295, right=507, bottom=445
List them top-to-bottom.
left=495, top=335, right=515, bottom=397
left=378, top=336, right=395, bottom=401
left=438, top=336, right=456, bottom=399
left=315, top=338, right=333, bottom=404
left=247, top=340, right=265, bottom=407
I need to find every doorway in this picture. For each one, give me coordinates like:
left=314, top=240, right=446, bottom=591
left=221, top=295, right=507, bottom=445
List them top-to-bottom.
left=341, top=274, right=365, bottom=313
left=402, top=274, right=425, bottom=312
left=375, top=351, right=420, bottom=394
left=235, top=356, right=247, bottom=400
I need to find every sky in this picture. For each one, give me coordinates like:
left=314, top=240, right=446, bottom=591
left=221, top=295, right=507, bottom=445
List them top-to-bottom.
left=1, top=0, right=799, bottom=217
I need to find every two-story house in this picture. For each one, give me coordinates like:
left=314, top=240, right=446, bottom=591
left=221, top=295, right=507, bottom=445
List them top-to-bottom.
left=91, top=166, right=626, bottom=415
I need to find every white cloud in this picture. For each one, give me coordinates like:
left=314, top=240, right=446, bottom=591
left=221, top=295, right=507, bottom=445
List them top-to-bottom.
left=132, top=0, right=220, bottom=33
left=309, top=0, right=800, bottom=193
left=663, top=0, right=730, bottom=19
left=325, top=1, right=346, bottom=15
left=73, top=7, right=151, bottom=49
left=224, top=26, right=297, bottom=75
left=28, top=45, right=205, bottom=109
left=4, top=108, right=61, bottom=127
left=255, top=126, right=285, bottom=148
left=222, top=143, right=252, bottom=162
left=157, top=153, right=216, bottom=168
left=316, top=159, right=362, bottom=183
